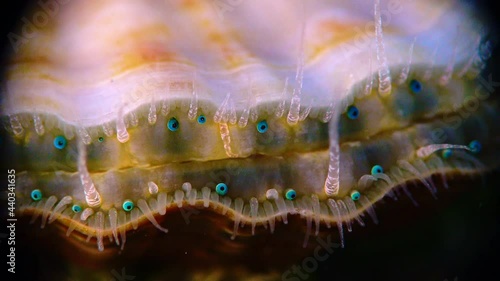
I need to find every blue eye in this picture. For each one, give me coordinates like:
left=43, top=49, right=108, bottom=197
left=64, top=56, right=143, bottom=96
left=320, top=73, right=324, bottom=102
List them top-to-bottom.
left=409, top=79, right=422, bottom=94
left=347, top=105, right=359, bottom=120
left=197, top=115, right=206, bottom=124
left=167, top=118, right=179, bottom=131
left=257, top=120, right=268, bottom=133
left=53, top=135, right=67, bottom=150
left=98, top=137, right=104, bottom=142
left=468, top=140, right=481, bottom=153
left=442, top=149, right=452, bottom=159
left=371, top=165, right=384, bottom=175
left=215, top=183, right=228, bottom=196
left=31, top=189, right=42, bottom=201
left=285, top=189, right=296, bottom=200
left=350, top=190, right=361, bottom=201
left=122, top=200, right=134, bottom=212
left=71, top=205, right=82, bottom=213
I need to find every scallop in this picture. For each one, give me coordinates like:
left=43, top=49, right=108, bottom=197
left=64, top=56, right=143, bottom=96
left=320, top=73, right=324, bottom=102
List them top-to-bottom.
left=1, top=0, right=498, bottom=280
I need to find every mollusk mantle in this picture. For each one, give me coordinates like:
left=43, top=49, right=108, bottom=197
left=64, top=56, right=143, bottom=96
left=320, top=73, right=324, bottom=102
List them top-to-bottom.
left=1, top=0, right=498, bottom=280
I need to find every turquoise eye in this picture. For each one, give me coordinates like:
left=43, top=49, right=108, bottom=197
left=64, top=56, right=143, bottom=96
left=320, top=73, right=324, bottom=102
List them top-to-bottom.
left=409, top=79, right=422, bottom=94
left=346, top=105, right=359, bottom=120
left=197, top=115, right=206, bottom=124
left=167, top=118, right=179, bottom=131
left=257, top=120, right=268, bottom=133
left=53, top=135, right=67, bottom=150
left=98, top=137, right=104, bottom=142
left=468, top=140, right=481, bottom=153
left=442, top=149, right=452, bottom=159
left=371, top=165, right=384, bottom=175
left=215, top=183, right=228, bottom=196
left=31, top=189, right=42, bottom=201
left=285, top=189, right=296, bottom=200
left=350, top=190, right=361, bottom=201
left=122, top=200, right=134, bottom=212
left=71, top=205, right=82, bottom=213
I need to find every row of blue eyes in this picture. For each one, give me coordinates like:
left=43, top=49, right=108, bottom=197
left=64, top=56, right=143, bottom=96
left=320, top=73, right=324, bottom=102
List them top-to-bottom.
left=52, top=79, right=424, bottom=149
left=167, top=80, right=422, bottom=128
left=51, top=116, right=269, bottom=150
left=167, top=116, right=269, bottom=133
left=31, top=134, right=483, bottom=211
left=25, top=164, right=406, bottom=209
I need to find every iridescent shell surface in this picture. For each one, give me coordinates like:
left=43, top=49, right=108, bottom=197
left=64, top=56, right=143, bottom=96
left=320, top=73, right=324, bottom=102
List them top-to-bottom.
left=0, top=0, right=499, bottom=280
